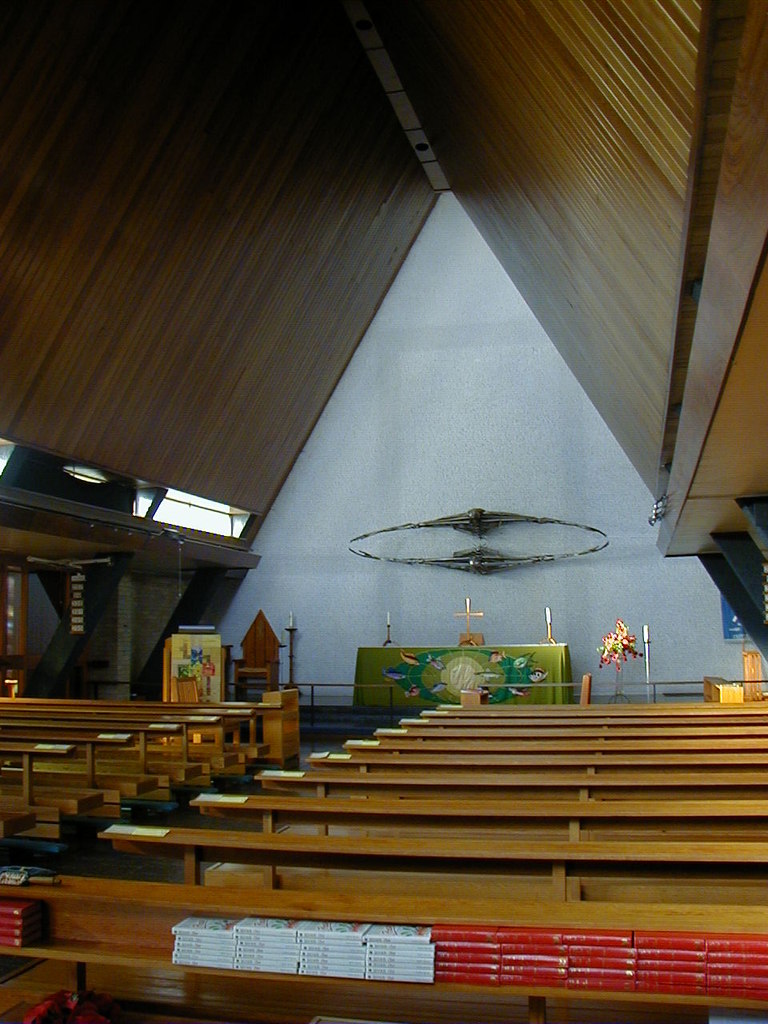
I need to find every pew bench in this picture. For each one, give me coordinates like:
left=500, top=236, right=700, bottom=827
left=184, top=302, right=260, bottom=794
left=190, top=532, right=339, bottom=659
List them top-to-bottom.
left=0, top=694, right=297, bottom=767
left=420, top=702, right=768, bottom=722
left=0, top=708, right=251, bottom=780
left=392, top=718, right=768, bottom=738
left=0, top=719, right=201, bottom=794
left=359, top=733, right=768, bottom=753
left=311, top=748, right=768, bottom=772
left=258, top=764, right=768, bottom=801
left=190, top=791, right=768, bottom=844
left=97, top=822, right=768, bottom=903
left=10, top=875, right=768, bottom=1023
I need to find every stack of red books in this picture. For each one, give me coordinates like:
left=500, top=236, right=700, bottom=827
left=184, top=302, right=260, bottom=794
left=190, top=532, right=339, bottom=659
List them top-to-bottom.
left=0, top=898, right=42, bottom=947
left=431, top=925, right=500, bottom=985
left=496, top=928, right=567, bottom=988
left=563, top=930, right=635, bottom=992
left=634, top=931, right=707, bottom=995
left=707, top=933, right=768, bottom=999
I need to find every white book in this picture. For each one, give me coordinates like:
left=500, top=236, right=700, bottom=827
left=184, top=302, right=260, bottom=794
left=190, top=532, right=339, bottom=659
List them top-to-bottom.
left=172, top=916, right=241, bottom=934
left=234, top=917, right=300, bottom=935
left=297, top=920, right=371, bottom=941
left=365, top=924, right=432, bottom=943
left=174, top=940, right=239, bottom=953
left=237, top=951, right=297, bottom=961
left=366, top=953, right=435, bottom=964
left=172, top=954, right=236, bottom=967
left=301, top=956, right=367, bottom=966
left=233, top=958, right=299, bottom=966
left=234, top=962, right=298, bottom=974
left=299, top=966, right=366, bottom=978
left=366, top=967, right=436, bottom=977
left=366, top=972, right=434, bottom=984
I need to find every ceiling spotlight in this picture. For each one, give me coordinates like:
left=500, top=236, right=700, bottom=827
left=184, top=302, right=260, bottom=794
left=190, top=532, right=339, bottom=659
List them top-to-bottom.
left=62, top=464, right=110, bottom=484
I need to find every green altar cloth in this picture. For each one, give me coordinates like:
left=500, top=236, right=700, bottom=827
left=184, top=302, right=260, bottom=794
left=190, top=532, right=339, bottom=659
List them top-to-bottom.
left=353, top=644, right=572, bottom=706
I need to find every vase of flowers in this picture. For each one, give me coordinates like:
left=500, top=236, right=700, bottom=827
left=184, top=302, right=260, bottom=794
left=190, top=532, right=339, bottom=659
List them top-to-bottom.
left=597, top=619, right=642, bottom=702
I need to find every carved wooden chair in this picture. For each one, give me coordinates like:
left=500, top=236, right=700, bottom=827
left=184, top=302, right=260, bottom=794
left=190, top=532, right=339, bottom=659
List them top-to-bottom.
left=231, top=610, right=280, bottom=699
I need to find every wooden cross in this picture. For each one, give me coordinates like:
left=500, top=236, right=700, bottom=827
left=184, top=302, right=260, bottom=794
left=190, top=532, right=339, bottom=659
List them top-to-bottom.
left=454, top=596, right=484, bottom=646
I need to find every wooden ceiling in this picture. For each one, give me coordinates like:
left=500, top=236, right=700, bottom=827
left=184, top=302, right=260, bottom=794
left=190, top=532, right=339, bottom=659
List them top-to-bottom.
left=0, top=0, right=764, bottom=571
left=0, top=0, right=435, bottom=521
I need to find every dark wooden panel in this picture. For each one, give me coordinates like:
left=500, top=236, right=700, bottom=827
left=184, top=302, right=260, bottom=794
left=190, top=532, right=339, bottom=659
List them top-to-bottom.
left=0, top=0, right=435, bottom=515
left=367, top=0, right=704, bottom=490
left=659, top=0, right=768, bottom=556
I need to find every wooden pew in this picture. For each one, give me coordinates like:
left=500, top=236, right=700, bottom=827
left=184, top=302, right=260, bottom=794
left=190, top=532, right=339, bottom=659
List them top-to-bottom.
left=0, top=696, right=289, bottom=766
left=420, top=701, right=768, bottom=721
left=0, top=704, right=254, bottom=776
left=0, top=718, right=202, bottom=790
left=391, top=718, right=768, bottom=738
left=0, top=727, right=158, bottom=794
left=360, top=733, right=768, bottom=753
left=0, top=741, right=78, bottom=809
left=310, top=747, right=768, bottom=772
left=257, top=764, right=768, bottom=801
left=191, top=791, right=768, bottom=843
left=98, top=821, right=768, bottom=903
left=10, top=875, right=768, bottom=1022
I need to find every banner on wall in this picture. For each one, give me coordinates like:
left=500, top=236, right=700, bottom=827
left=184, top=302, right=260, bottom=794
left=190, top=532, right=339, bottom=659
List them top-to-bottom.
left=720, top=596, right=746, bottom=642
left=170, top=633, right=223, bottom=702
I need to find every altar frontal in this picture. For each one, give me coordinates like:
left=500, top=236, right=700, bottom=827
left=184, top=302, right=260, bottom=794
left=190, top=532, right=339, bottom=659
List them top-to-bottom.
left=354, top=644, right=572, bottom=706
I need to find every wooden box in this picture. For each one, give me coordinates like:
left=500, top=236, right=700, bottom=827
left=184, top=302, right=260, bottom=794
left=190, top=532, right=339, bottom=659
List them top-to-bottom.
left=703, top=676, right=744, bottom=703
left=460, top=688, right=489, bottom=707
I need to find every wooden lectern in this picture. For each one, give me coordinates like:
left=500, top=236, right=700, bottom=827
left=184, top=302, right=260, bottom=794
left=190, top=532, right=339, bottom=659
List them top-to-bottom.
left=231, top=610, right=280, bottom=698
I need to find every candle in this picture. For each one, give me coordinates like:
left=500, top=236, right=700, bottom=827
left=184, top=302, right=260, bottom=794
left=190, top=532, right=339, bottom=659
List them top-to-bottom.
left=545, top=606, right=552, bottom=626
left=288, top=611, right=294, bottom=629
left=386, top=611, right=390, bottom=626
left=643, top=624, right=650, bottom=643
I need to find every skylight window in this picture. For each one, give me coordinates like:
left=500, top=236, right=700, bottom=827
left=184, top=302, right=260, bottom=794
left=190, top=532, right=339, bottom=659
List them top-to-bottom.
left=0, top=440, right=14, bottom=477
left=135, top=487, right=250, bottom=539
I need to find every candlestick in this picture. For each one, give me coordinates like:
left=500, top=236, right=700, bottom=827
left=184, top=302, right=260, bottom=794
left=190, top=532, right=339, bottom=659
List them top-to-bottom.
left=643, top=624, right=652, bottom=702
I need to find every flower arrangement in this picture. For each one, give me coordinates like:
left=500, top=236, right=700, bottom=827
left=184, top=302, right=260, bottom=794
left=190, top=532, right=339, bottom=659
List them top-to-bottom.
left=597, top=618, right=642, bottom=672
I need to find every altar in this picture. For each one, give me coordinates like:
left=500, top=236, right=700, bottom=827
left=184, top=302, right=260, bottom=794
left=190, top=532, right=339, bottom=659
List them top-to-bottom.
left=353, top=644, right=572, bottom=706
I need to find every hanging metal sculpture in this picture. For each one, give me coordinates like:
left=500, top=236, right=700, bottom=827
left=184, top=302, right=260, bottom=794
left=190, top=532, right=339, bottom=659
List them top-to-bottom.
left=349, top=507, right=608, bottom=575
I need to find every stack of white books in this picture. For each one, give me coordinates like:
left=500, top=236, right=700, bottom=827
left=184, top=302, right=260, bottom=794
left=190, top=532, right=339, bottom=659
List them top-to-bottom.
left=171, top=916, right=240, bottom=968
left=233, top=917, right=300, bottom=973
left=296, top=920, right=372, bottom=978
left=364, top=924, right=435, bottom=983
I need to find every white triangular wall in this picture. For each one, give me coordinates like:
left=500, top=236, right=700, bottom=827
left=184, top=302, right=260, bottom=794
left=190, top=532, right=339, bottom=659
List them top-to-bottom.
left=221, top=193, right=743, bottom=699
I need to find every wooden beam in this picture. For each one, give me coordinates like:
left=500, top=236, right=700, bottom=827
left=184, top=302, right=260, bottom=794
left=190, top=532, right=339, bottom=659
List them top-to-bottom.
left=660, top=0, right=768, bottom=554
left=700, top=549, right=768, bottom=660
left=26, top=553, right=133, bottom=698
left=136, top=566, right=235, bottom=693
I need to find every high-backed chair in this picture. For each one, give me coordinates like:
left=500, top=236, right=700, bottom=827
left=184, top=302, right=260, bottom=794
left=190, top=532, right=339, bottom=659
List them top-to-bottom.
left=231, top=610, right=280, bottom=698
left=169, top=676, right=200, bottom=703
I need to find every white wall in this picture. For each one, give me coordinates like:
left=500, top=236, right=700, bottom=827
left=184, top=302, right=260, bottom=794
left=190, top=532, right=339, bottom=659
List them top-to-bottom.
left=221, top=193, right=744, bottom=700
